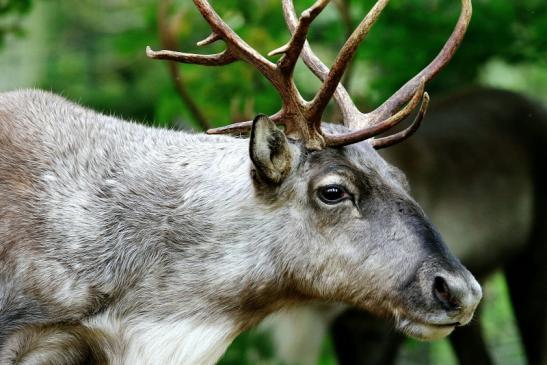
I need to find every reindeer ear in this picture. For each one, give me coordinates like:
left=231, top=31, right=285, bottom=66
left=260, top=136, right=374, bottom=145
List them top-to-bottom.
left=249, top=114, right=292, bottom=184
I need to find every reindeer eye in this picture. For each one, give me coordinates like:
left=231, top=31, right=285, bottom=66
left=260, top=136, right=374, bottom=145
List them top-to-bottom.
left=318, top=185, right=350, bottom=204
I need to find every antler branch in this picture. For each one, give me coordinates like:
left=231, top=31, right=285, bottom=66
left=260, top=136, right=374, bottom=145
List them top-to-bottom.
left=148, top=0, right=283, bottom=93
left=154, top=0, right=211, bottom=130
left=190, top=0, right=279, bottom=82
left=271, top=0, right=330, bottom=75
left=281, top=0, right=360, bottom=123
left=307, top=0, right=390, bottom=127
left=366, top=0, right=472, bottom=123
left=196, top=32, right=221, bottom=47
left=146, top=47, right=237, bottom=66
left=323, top=79, right=426, bottom=147
left=370, top=92, right=430, bottom=149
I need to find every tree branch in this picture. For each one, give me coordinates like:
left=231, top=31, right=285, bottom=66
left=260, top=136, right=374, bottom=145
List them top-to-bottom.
left=155, top=0, right=211, bottom=131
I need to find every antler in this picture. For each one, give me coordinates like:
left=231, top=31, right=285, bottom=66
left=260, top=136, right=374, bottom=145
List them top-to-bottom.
left=147, top=0, right=472, bottom=150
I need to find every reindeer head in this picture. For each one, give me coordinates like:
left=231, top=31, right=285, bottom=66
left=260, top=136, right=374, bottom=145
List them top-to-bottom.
left=148, top=0, right=480, bottom=340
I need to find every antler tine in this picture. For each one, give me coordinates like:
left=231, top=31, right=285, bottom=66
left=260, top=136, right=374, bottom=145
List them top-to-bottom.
left=190, top=0, right=280, bottom=82
left=269, top=0, right=330, bottom=75
left=281, top=0, right=361, bottom=124
left=307, top=0, right=390, bottom=128
left=364, top=0, right=472, bottom=125
left=196, top=32, right=221, bottom=47
left=146, top=47, right=237, bottom=66
left=323, top=78, right=426, bottom=147
left=370, top=92, right=429, bottom=149
left=207, top=111, right=283, bottom=136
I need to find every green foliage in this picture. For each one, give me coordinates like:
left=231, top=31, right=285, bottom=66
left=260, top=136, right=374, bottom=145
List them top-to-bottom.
left=0, top=0, right=33, bottom=47
left=0, top=0, right=32, bottom=15
left=218, top=326, right=338, bottom=365
left=219, top=329, right=283, bottom=365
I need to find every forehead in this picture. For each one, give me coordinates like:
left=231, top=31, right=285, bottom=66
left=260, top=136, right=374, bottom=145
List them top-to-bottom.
left=303, top=141, right=391, bottom=179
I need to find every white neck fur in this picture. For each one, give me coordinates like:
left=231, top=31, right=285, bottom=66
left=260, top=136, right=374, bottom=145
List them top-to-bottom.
left=86, top=312, right=239, bottom=365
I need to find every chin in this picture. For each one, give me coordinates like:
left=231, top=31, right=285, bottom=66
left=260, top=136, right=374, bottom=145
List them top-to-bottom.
left=396, top=318, right=456, bottom=341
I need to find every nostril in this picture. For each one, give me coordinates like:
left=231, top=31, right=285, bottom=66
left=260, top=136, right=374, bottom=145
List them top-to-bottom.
left=433, top=276, right=461, bottom=311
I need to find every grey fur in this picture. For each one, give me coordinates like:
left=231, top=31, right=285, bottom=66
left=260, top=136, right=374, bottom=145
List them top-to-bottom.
left=0, top=90, right=481, bottom=364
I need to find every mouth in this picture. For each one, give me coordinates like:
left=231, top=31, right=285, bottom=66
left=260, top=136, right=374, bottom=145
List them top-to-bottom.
left=396, top=318, right=460, bottom=340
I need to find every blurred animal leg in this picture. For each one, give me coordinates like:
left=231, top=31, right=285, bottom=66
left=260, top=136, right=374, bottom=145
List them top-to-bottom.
left=505, top=150, right=547, bottom=365
left=506, top=245, right=547, bottom=365
left=262, top=304, right=343, bottom=365
left=449, top=304, right=494, bottom=365
left=331, top=309, right=403, bottom=365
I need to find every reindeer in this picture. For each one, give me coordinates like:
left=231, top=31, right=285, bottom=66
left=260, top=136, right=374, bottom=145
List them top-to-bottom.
left=0, top=0, right=480, bottom=364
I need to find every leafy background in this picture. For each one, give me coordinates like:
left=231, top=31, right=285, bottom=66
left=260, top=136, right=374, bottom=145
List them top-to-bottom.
left=1, top=0, right=546, bottom=364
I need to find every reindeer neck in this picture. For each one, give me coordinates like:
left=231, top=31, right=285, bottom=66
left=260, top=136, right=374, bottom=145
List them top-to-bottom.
left=69, top=133, right=291, bottom=363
